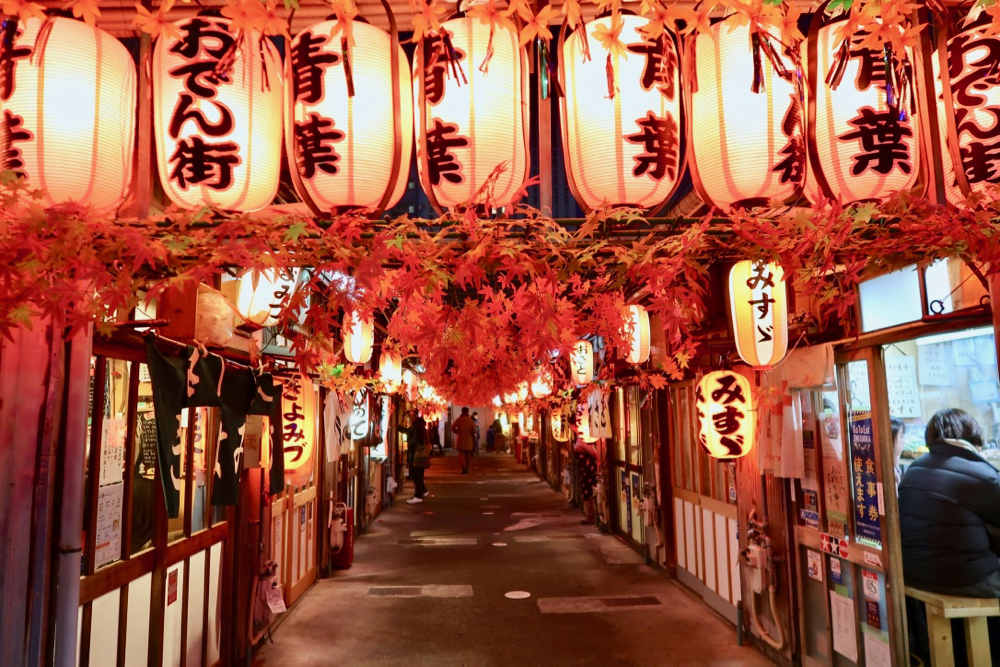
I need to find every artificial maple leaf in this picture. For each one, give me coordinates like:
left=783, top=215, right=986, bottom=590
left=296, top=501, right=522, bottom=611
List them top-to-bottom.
left=2, top=0, right=44, bottom=21
left=66, top=0, right=101, bottom=27
left=132, top=0, right=181, bottom=41
left=222, top=0, right=267, bottom=34
left=258, top=0, right=289, bottom=37
left=328, top=0, right=359, bottom=47
left=409, top=0, right=448, bottom=43
left=468, top=0, right=517, bottom=34
left=561, top=0, right=584, bottom=31
left=778, top=3, right=804, bottom=45
left=518, top=4, right=558, bottom=46
left=679, top=6, right=714, bottom=38
left=591, top=12, right=627, bottom=59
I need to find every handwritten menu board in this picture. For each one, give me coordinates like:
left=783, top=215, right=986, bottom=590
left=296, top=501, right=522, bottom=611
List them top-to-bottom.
left=918, top=343, right=953, bottom=386
left=884, top=356, right=920, bottom=418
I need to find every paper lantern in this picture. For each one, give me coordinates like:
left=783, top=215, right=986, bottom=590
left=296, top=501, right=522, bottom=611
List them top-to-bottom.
left=560, top=14, right=683, bottom=211
left=154, top=16, right=283, bottom=211
left=933, top=16, right=1000, bottom=206
left=0, top=17, right=136, bottom=213
left=414, top=17, right=529, bottom=212
left=287, top=19, right=413, bottom=214
left=805, top=19, right=921, bottom=203
left=688, top=23, right=803, bottom=210
left=728, top=260, right=788, bottom=370
left=235, top=268, right=300, bottom=327
left=623, top=304, right=650, bottom=365
left=342, top=310, right=374, bottom=364
left=570, top=340, right=594, bottom=385
left=379, top=349, right=403, bottom=393
left=531, top=367, right=553, bottom=398
left=696, top=371, right=754, bottom=459
left=282, top=374, right=316, bottom=486
left=517, top=381, right=529, bottom=402
left=350, top=389, right=369, bottom=440
left=492, top=395, right=502, bottom=408
left=576, top=400, right=598, bottom=443
left=551, top=405, right=571, bottom=442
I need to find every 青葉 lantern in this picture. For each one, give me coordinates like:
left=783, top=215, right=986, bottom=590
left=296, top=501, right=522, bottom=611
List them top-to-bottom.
left=560, top=14, right=684, bottom=211
left=154, top=16, right=283, bottom=211
left=414, top=16, right=529, bottom=212
left=0, top=17, right=136, bottom=213
left=287, top=18, right=413, bottom=215
left=805, top=18, right=921, bottom=203
left=688, top=23, right=803, bottom=210
left=728, top=260, right=788, bottom=370
left=234, top=268, right=300, bottom=328
left=623, top=304, right=650, bottom=365
left=342, top=310, right=374, bottom=364
left=570, top=340, right=594, bottom=385
left=379, top=349, right=403, bottom=393
left=696, top=371, right=754, bottom=459
left=282, top=374, right=317, bottom=486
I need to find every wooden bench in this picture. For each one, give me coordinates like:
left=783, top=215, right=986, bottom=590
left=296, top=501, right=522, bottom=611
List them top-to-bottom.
left=905, top=586, right=1000, bottom=667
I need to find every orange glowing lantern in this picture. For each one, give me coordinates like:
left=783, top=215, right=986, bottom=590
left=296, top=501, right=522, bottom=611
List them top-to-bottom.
left=559, top=14, right=683, bottom=211
left=0, top=16, right=136, bottom=213
left=154, top=16, right=282, bottom=211
left=414, top=16, right=529, bottom=212
left=287, top=19, right=413, bottom=214
left=805, top=19, right=921, bottom=203
left=689, top=23, right=803, bottom=210
left=728, top=260, right=788, bottom=370
left=234, top=268, right=300, bottom=328
left=623, top=304, right=650, bottom=365
left=343, top=310, right=374, bottom=364
left=570, top=340, right=594, bottom=385
left=379, top=349, right=403, bottom=393
left=531, top=367, right=553, bottom=398
left=696, top=371, right=754, bottom=459
left=282, top=374, right=316, bottom=486
left=517, top=381, right=529, bottom=402
left=350, top=389, right=370, bottom=440
left=576, top=400, right=598, bottom=443
left=551, top=405, right=570, bottom=442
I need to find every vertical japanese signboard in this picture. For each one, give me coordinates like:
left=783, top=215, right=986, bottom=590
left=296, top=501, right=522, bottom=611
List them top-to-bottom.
left=849, top=411, right=882, bottom=547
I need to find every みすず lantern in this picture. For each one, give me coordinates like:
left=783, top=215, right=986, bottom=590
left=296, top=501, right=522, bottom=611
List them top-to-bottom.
left=559, top=14, right=683, bottom=211
left=0, top=16, right=136, bottom=213
left=154, top=16, right=283, bottom=211
left=414, top=16, right=529, bottom=212
left=287, top=19, right=413, bottom=214
left=805, top=19, right=921, bottom=203
left=688, top=23, right=803, bottom=210
left=728, top=260, right=788, bottom=370
left=234, top=268, right=300, bottom=328
left=623, top=304, right=650, bottom=365
left=343, top=310, right=374, bottom=364
left=570, top=340, right=594, bottom=385
left=379, top=349, right=403, bottom=393
left=696, top=371, right=754, bottom=459
left=282, top=374, right=317, bottom=486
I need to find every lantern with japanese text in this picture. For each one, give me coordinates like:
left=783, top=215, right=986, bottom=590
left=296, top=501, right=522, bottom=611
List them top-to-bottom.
left=559, top=14, right=683, bottom=211
left=0, top=16, right=136, bottom=213
left=154, top=16, right=283, bottom=211
left=933, top=16, right=1000, bottom=206
left=414, top=17, right=529, bottom=212
left=805, top=18, right=921, bottom=203
left=287, top=19, right=413, bottom=214
left=689, top=23, right=803, bottom=210
left=728, top=260, right=788, bottom=370
left=234, top=268, right=300, bottom=327
left=623, top=304, right=650, bottom=365
left=342, top=310, right=374, bottom=364
left=570, top=340, right=594, bottom=385
left=379, top=349, right=403, bottom=393
left=531, top=367, right=553, bottom=398
left=696, top=371, right=754, bottom=459
left=282, top=374, right=317, bottom=486
left=350, top=390, right=369, bottom=440
left=576, top=399, right=598, bottom=443
left=551, top=406, right=570, bottom=442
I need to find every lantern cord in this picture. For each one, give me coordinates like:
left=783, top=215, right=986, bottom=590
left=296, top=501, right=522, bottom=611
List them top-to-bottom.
left=31, top=15, right=56, bottom=67
left=577, top=22, right=592, bottom=63
left=479, top=25, right=495, bottom=73
left=441, top=31, right=468, bottom=86
left=751, top=32, right=764, bottom=93
left=825, top=36, right=851, bottom=90
left=341, top=37, right=356, bottom=97
left=604, top=53, right=616, bottom=99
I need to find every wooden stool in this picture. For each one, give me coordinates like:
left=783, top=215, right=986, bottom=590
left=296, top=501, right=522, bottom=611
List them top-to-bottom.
left=905, top=586, right=999, bottom=667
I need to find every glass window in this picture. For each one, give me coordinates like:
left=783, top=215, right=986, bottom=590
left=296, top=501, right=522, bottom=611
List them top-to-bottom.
left=925, top=259, right=989, bottom=315
left=859, top=266, right=922, bottom=332
left=131, top=362, right=156, bottom=556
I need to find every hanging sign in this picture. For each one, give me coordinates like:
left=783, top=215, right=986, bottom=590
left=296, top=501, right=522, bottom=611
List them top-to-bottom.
left=695, top=371, right=755, bottom=459
left=282, top=374, right=316, bottom=486
left=849, top=411, right=882, bottom=547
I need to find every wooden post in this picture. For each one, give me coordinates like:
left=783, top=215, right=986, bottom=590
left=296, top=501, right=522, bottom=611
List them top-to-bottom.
left=535, top=4, right=553, bottom=216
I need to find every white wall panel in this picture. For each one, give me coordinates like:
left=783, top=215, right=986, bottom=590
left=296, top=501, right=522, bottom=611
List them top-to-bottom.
left=207, top=543, right=222, bottom=665
left=187, top=550, right=207, bottom=667
left=124, top=573, right=152, bottom=667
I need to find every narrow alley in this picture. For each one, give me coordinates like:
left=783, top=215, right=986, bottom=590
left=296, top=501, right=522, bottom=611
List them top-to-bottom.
left=253, top=452, right=770, bottom=667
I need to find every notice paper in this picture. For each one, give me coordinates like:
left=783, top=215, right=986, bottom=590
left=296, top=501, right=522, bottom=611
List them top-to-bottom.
left=94, top=482, right=123, bottom=568
left=265, top=585, right=287, bottom=614
left=830, top=591, right=858, bottom=662
left=863, top=630, right=892, bottom=667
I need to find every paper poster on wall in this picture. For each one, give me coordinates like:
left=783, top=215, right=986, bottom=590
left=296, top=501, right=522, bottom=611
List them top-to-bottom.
left=976, top=334, right=997, bottom=367
left=953, top=337, right=977, bottom=367
left=918, top=343, right=953, bottom=386
left=884, top=356, right=920, bottom=418
left=847, top=363, right=871, bottom=409
left=969, top=380, right=1000, bottom=405
left=849, top=412, right=882, bottom=547
left=243, top=415, right=263, bottom=469
left=99, top=417, right=127, bottom=485
left=94, top=482, right=124, bottom=568
left=807, top=550, right=823, bottom=582
left=830, top=590, right=858, bottom=662
left=863, top=630, right=892, bottom=667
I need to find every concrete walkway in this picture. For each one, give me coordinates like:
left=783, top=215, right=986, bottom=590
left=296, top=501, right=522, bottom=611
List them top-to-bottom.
left=253, top=451, right=772, bottom=666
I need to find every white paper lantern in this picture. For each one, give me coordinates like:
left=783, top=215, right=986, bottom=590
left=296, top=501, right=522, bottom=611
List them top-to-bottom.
left=560, top=15, right=683, bottom=211
left=154, top=16, right=283, bottom=211
left=0, top=17, right=136, bottom=213
left=414, top=17, right=529, bottom=212
left=287, top=19, right=413, bottom=214
left=805, top=20, right=921, bottom=203
left=689, top=22, right=803, bottom=210
left=728, top=260, right=788, bottom=370
left=235, top=268, right=300, bottom=328
left=623, top=304, right=650, bottom=365
left=343, top=310, right=374, bottom=364
left=570, top=339, right=594, bottom=385
left=379, top=349, right=403, bottom=392
left=531, top=367, right=553, bottom=398
left=696, top=371, right=754, bottom=459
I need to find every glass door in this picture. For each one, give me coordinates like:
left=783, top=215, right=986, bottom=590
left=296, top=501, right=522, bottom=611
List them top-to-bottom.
left=611, top=388, right=645, bottom=547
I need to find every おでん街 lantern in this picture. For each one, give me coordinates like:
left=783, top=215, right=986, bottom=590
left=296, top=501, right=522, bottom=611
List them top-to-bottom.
left=560, top=14, right=683, bottom=211
left=154, top=16, right=283, bottom=211
left=414, top=16, right=529, bottom=212
left=933, top=16, right=1000, bottom=206
left=0, top=17, right=136, bottom=213
left=805, top=18, right=921, bottom=203
left=287, top=19, right=413, bottom=214
left=688, top=23, right=803, bottom=210
left=728, top=260, right=788, bottom=370
left=234, top=268, right=300, bottom=328
left=623, top=304, right=650, bottom=365
left=343, top=310, right=374, bottom=364
left=570, top=340, right=594, bottom=385
left=379, top=349, right=403, bottom=393
left=696, top=371, right=754, bottom=459
left=282, top=374, right=317, bottom=486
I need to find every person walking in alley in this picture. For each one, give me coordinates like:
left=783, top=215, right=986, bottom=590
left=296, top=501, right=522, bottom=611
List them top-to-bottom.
left=452, top=407, right=476, bottom=474
left=406, top=410, right=431, bottom=504
left=472, top=412, right=481, bottom=456
left=491, top=415, right=506, bottom=453
left=429, top=418, right=443, bottom=455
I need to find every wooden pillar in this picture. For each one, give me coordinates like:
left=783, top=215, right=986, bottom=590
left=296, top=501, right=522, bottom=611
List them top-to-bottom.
left=535, top=5, right=553, bottom=215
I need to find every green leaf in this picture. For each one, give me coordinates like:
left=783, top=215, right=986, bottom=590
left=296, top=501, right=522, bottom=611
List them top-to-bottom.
left=286, top=222, right=309, bottom=242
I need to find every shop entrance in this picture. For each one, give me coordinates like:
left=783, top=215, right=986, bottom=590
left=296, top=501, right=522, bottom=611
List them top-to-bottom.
left=611, top=388, right=646, bottom=548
